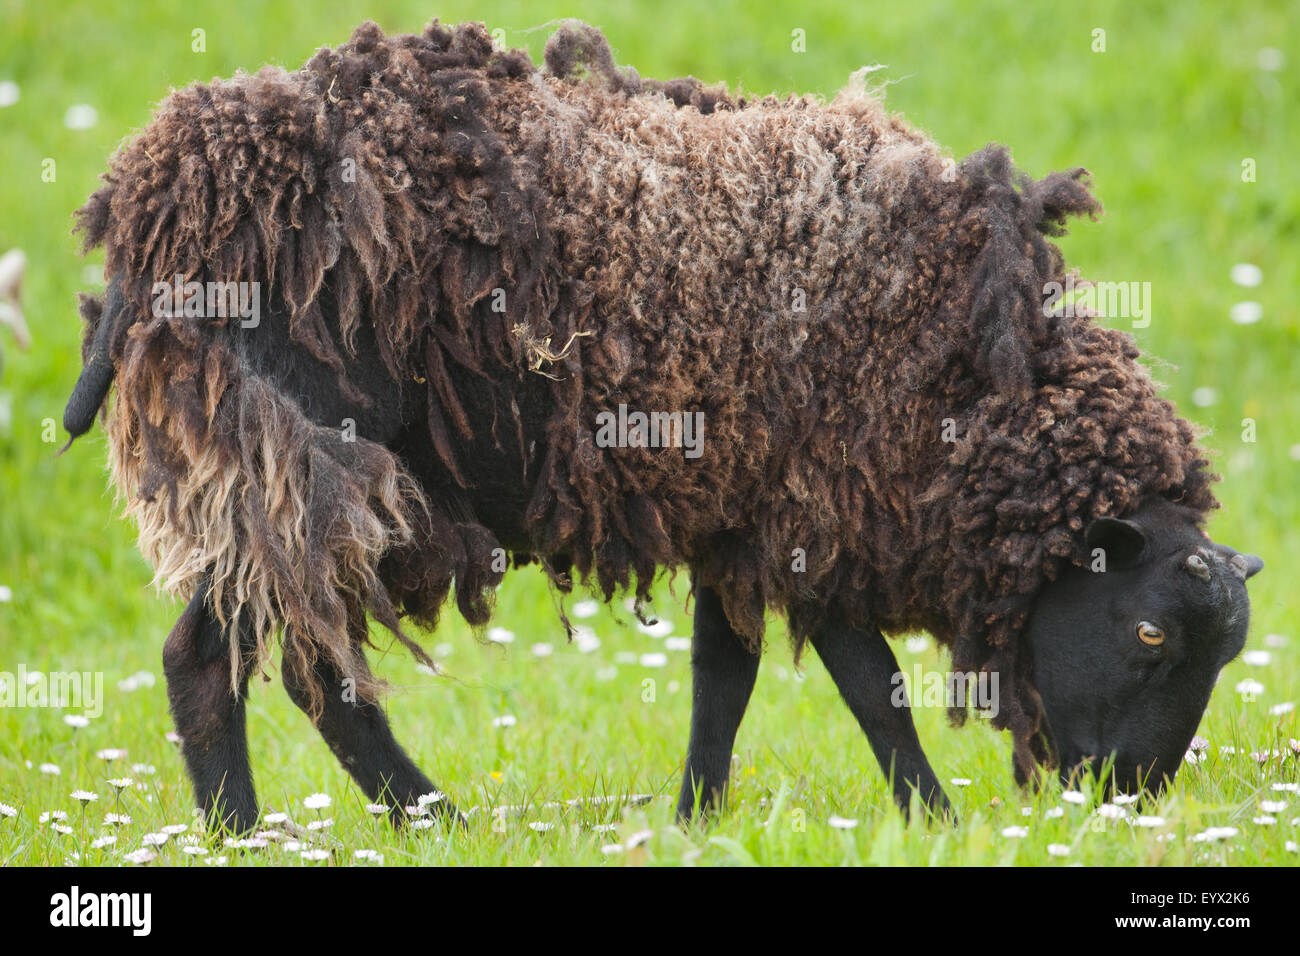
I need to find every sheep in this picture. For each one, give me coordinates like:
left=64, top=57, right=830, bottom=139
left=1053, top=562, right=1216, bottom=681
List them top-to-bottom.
left=64, top=19, right=1262, bottom=831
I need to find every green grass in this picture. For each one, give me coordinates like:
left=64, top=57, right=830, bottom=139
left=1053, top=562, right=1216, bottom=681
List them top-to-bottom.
left=0, top=0, right=1296, bottom=866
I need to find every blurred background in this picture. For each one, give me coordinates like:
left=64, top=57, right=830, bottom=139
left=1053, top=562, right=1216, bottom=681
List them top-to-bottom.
left=0, top=0, right=1295, bottom=863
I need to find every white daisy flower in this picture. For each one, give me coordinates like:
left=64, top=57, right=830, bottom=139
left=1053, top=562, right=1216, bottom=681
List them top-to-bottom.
left=572, top=599, right=600, bottom=619
left=637, top=619, right=673, bottom=638
left=487, top=627, right=515, bottom=644
left=574, top=627, right=601, bottom=653
left=665, top=637, right=692, bottom=652
left=531, top=643, right=553, bottom=658
left=639, top=653, right=668, bottom=668
left=1235, top=678, right=1264, bottom=697
left=63, top=715, right=90, bottom=729
left=492, top=715, right=517, bottom=729
left=95, top=748, right=127, bottom=762
left=39, top=763, right=61, bottom=776
left=107, top=778, right=134, bottom=791
left=950, top=778, right=972, bottom=787
left=70, top=790, right=99, bottom=805
left=1061, top=790, right=1087, bottom=804
left=417, top=792, right=445, bottom=807
left=303, top=793, right=331, bottom=811
left=0, top=803, right=16, bottom=818
left=365, top=804, right=389, bottom=816
left=1095, top=804, right=1127, bottom=820
left=1044, top=807, right=1065, bottom=819
left=39, top=811, right=68, bottom=823
left=263, top=812, right=289, bottom=825
left=104, top=813, right=132, bottom=826
left=828, top=815, right=858, bottom=829
left=1252, top=815, right=1276, bottom=826
left=1135, top=816, right=1166, bottom=828
left=410, top=818, right=436, bottom=830
left=306, top=819, right=333, bottom=831
left=528, top=821, right=554, bottom=832
left=51, top=823, right=74, bottom=835
left=160, top=823, right=188, bottom=835
left=1001, top=826, right=1029, bottom=838
left=1191, top=826, right=1238, bottom=843
left=141, top=832, right=169, bottom=846
left=91, top=835, right=116, bottom=849
left=1047, top=843, right=1071, bottom=857
left=182, top=845, right=209, bottom=856
left=123, top=849, right=155, bottom=864
left=300, top=849, right=329, bottom=861
left=354, top=849, right=383, bottom=862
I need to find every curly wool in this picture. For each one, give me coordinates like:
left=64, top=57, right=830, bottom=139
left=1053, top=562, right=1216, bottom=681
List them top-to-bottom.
left=74, top=20, right=1216, bottom=774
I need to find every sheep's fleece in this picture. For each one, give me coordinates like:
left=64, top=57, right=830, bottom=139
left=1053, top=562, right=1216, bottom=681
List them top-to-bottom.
left=73, top=20, right=1216, bottom=776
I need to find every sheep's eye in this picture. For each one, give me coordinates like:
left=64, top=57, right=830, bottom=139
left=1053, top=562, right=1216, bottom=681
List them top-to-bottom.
left=1136, top=621, right=1165, bottom=646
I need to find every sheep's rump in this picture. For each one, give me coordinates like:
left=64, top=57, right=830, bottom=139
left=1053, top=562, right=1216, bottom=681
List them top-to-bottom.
left=72, top=20, right=1215, bottom=768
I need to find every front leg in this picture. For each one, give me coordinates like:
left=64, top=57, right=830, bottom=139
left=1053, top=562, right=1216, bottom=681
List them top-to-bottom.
left=162, top=577, right=259, bottom=834
left=675, top=580, right=761, bottom=822
left=810, top=620, right=951, bottom=819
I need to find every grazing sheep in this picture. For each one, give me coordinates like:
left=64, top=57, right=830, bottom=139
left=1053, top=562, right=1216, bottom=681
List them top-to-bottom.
left=65, top=19, right=1261, bottom=830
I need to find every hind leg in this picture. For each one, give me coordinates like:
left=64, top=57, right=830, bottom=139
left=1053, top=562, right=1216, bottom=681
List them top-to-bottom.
left=162, top=577, right=259, bottom=834
left=675, top=580, right=761, bottom=822
left=281, top=613, right=454, bottom=825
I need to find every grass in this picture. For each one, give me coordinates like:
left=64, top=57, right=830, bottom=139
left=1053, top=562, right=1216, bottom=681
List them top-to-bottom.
left=0, top=0, right=1296, bottom=866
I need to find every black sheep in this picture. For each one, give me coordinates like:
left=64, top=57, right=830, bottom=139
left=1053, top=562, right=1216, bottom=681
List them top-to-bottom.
left=64, top=20, right=1262, bottom=830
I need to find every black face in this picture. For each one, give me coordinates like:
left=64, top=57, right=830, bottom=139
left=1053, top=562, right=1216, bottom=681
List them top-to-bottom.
left=1024, top=497, right=1263, bottom=796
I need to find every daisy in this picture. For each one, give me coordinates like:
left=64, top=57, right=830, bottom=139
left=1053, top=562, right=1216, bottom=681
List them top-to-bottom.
left=572, top=599, right=599, bottom=619
left=639, top=653, right=668, bottom=668
left=63, top=715, right=90, bottom=729
left=492, top=715, right=517, bottom=729
left=95, top=748, right=127, bottom=762
left=39, top=763, right=61, bottom=776
left=950, top=778, right=972, bottom=787
left=70, top=790, right=99, bottom=805
left=1061, top=790, right=1087, bottom=804
left=303, top=793, right=331, bottom=811
left=0, top=802, right=16, bottom=818
left=365, top=803, right=389, bottom=816
left=263, top=812, right=289, bottom=825
left=160, top=823, right=189, bottom=835
left=1001, top=826, right=1029, bottom=838
left=141, top=832, right=169, bottom=846
left=1047, top=844, right=1071, bottom=857
left=123, top=849, right=155, bottom=864
left=354, top=849, right=383, bottom=862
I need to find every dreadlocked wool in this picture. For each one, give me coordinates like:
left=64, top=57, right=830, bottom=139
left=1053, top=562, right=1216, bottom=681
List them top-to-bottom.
left=72, top=20, right=1216, bottom=777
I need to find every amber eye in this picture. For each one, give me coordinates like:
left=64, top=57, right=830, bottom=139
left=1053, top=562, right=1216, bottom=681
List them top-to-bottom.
left=1136, top=621, right=1165, bottom=646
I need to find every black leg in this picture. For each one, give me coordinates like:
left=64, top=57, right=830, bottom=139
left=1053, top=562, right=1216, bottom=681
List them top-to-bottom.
left=162, top=578, right=259, bottom=834
left=675, top=580, right=761, bottom=822
left=281, top=619, right=455, bottom=826
left=810, top=620, right=951, bottom=819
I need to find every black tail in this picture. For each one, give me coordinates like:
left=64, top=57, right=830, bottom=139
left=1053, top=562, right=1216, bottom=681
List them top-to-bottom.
left=62, top=276, right=122, bottom=446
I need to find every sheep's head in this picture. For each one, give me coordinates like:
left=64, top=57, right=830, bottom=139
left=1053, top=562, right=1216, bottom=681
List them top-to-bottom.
left=1023, top=496, right=1262, bottom=796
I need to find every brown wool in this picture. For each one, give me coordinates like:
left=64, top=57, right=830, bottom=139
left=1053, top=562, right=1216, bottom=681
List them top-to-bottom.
left=74, top=20, right=1216, bottom=774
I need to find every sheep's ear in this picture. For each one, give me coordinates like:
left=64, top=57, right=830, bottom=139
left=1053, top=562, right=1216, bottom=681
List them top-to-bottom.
left=1085, top=516, right=1147, bottom=569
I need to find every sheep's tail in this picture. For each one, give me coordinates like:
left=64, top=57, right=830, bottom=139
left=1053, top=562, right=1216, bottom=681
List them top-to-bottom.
left=61, top=276, right=124, bottom=448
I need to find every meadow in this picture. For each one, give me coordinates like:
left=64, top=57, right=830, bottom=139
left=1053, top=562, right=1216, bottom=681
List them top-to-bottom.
left=0, top=0, right=1296, bottom=866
